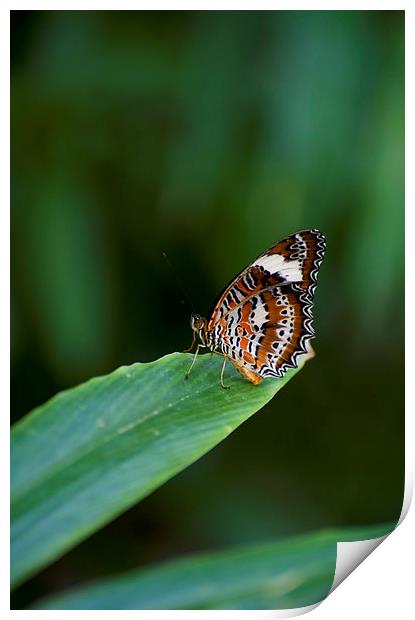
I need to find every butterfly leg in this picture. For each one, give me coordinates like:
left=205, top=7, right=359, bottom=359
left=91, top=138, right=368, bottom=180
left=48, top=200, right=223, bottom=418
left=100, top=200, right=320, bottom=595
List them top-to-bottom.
left=183, top=332, right=196, bottom=353
left=185, top=344, right=206, bottom=380
left=219, top=356, right=230, bottom=390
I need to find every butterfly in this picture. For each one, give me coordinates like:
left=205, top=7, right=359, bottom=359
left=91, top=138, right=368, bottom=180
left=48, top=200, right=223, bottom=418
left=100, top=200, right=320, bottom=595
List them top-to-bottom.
left=185, top=229, right=326, bottom=388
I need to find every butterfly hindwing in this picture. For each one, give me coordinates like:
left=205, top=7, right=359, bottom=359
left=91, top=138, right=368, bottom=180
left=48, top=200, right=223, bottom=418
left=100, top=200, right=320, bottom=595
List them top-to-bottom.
left=207, top=229, right=326, bottom=381
left=217, top=286, right=312, bottom=379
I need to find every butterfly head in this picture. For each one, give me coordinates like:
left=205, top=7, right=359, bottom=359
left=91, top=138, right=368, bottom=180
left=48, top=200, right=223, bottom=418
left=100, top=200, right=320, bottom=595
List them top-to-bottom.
left=190, top=313, right=207, bottom=344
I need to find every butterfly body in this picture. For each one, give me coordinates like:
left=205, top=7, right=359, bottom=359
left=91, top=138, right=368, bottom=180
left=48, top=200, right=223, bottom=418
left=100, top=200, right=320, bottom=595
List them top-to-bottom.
left=186, top=229, right=326, bottom=387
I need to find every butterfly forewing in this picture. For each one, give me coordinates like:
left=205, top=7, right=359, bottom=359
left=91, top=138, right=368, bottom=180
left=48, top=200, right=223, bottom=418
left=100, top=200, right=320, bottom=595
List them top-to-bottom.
left=206, top=229, right=326, bottom=381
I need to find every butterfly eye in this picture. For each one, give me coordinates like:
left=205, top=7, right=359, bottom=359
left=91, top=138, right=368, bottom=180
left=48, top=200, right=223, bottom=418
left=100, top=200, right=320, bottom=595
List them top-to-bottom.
left=190, top=314, right=205, bottom=331
left=190, top=314, right=198, bottom=329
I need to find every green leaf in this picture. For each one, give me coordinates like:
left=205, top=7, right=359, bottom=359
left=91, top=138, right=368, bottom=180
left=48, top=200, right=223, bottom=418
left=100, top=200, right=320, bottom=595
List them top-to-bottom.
left=11, top=351, right=307, bottom=588
left=34, top=523, right=394, bottom=610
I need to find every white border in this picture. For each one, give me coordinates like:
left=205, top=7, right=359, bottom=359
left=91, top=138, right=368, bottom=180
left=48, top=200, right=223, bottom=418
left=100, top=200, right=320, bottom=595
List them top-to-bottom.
left=4, top=1, right=410, bottom=9
left=2, top=4, right=11, bottom=619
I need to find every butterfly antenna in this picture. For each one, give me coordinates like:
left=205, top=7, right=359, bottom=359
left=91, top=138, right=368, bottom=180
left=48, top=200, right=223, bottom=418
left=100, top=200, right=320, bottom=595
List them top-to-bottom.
left=162, top=252, right=195, bottom=312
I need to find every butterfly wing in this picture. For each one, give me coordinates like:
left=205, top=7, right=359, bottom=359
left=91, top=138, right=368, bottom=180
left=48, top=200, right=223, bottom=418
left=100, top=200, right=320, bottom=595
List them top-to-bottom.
left=207, top=229, right=326, bottom=381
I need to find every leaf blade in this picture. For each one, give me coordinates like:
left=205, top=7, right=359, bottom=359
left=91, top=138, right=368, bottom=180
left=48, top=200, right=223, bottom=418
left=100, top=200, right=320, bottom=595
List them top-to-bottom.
left=11, top=352, right=305, bottom=587
left=33, top=523, right=394, bottom=610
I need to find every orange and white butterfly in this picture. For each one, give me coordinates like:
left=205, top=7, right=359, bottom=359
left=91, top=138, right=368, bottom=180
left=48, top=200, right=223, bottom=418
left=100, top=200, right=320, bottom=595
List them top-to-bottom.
left=185, top=229, right=326, bottom=388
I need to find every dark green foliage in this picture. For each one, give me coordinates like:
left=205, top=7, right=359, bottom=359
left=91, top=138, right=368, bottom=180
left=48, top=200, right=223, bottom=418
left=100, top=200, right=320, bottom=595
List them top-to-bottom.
left=35, top=524, right=394, bottom=610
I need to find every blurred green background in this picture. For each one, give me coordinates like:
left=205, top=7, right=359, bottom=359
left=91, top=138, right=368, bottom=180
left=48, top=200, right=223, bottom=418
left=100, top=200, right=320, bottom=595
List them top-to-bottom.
left=11, top=10, right=404, bottom=608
